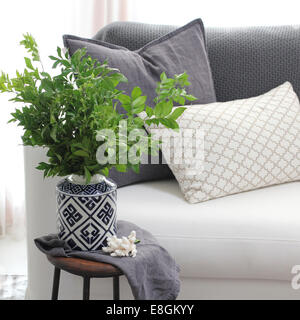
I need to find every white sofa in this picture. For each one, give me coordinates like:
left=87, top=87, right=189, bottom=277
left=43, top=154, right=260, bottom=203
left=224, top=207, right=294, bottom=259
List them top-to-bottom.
left=24, top=22, right=300, bottom=300
left=25, top=147, right=300, bottom=299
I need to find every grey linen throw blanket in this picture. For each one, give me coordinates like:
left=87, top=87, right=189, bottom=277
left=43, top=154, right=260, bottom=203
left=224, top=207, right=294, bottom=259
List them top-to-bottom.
left=35, top=220, right=180, bottom=300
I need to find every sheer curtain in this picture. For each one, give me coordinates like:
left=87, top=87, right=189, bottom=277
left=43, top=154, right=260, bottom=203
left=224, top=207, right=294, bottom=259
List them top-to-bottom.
left=0, top=0, right=105, bottom=239
left=93, top=0, right=130, bottom=33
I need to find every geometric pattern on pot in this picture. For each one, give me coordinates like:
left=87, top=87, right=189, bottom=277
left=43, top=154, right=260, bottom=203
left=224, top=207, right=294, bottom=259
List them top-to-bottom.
left=145, top=82, right=300, bottom=203
left=57, top=178, right=116, bottom=196
left=57, top=189, right=117, bottom=251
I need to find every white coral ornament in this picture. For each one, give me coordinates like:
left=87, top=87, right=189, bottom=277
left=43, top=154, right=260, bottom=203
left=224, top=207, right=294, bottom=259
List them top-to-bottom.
left=102, top=231, right=138, bottom=258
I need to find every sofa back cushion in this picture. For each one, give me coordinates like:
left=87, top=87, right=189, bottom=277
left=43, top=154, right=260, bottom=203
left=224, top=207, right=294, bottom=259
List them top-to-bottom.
left=94, top=22, right=300, bottom=103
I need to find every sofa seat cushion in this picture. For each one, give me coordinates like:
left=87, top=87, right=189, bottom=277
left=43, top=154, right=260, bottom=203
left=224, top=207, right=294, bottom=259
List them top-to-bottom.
left=117, top=180, right=300, bottom=281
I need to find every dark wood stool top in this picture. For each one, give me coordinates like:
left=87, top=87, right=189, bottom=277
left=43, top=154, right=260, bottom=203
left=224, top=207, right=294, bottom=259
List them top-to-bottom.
left=47, top=255, right=123, bottom=278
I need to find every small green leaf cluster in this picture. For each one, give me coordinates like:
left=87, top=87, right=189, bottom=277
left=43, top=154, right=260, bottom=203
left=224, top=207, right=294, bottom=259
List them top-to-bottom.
left=0, top=34, right=196, bottom=183
left=145, top=72, right=196, bottom=130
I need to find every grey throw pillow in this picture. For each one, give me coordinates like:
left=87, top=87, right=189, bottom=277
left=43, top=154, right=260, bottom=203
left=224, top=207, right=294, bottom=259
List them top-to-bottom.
left=63, top=18, right=216, bottom=187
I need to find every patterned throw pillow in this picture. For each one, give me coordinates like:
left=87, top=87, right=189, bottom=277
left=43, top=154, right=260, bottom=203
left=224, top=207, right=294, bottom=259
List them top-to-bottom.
left=144, top=82, right=300, bottom=203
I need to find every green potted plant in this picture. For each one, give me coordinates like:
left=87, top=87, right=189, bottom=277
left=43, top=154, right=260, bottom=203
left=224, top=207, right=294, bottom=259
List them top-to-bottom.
left=0, top=34, right=196, bottom=251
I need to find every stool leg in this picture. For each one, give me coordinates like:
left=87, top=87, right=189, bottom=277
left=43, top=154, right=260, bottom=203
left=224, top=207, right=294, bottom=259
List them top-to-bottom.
left=51, top=267, right=61, bottom=300
left=113, top=276, right=120, bottom=300
left=83, top=277, right=90, bottom=300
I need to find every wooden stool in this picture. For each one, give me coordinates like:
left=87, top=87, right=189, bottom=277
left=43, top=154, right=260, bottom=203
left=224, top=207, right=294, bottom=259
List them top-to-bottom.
left=47, top=255, right=123, bottom=300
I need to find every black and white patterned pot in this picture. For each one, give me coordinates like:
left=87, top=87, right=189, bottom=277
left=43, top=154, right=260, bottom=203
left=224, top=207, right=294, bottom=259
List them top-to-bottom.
left=56, top=174, right=117, bottom=251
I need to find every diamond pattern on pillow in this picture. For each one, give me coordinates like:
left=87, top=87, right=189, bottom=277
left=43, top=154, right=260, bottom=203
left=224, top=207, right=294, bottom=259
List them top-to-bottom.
left=146, top=82, right=300, bottom=203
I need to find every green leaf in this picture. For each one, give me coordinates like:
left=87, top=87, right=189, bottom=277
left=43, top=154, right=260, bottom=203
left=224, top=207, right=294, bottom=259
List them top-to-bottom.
left=57, top=47, right=62, bottom=58
left=64, top=50, right=70, bottom=59
left=49, top=55, right=58, bottom=61
left=24, top=57, right=34, bottom=70
left=60, top=60, right=71, bottom=68
left=52, top=61, right=60, bottom=69
left=41, top=72, right=51, bottom=78
left=108, top=72, right=128, bottom=86
left=160, top=72, right=167, bottom=82
left=175, top=72, right=189, bottom=86
left=41, top=78, right=53, bottom=91
left=161, top=78, right=174, bottom=87
left=131, top=87, right=142, bottom=100
left=118, top=94, right=131, bottom=105
left=185, top=94, right=197, bottom=101
left=132, top=96, right=147, bottom=108
left=178, top=96, right=185, bottom=105
left=161, top=100, right=173, bottom=117
left=154, top=101, right=164, bottom=117
left=132, top=105, right=145, bottom=114
left=145, top=106, right=153, bottom=117
left=168, top=107, right=186, bottom=120
left=50, top=112, right=56, bottom=124
left=133, top=117, right=144, bottom=127
left=146, top=118, right=159, bottom=126
left=159, top=118, right=172, bottom=128
left=160, top=118, right=179, bottom=130
left=50, top=126, right=58, bottom=142
left=73, top=150, right=89, bottom=157
left=55, top=153, right=62, bottom=162
left=36, top=162, right=50, bottom=170
left=115, top=164, right=127, bottom=172
left=84, top=166, right=92, bottom=184
left=101, top=167, right=109, bottom=177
